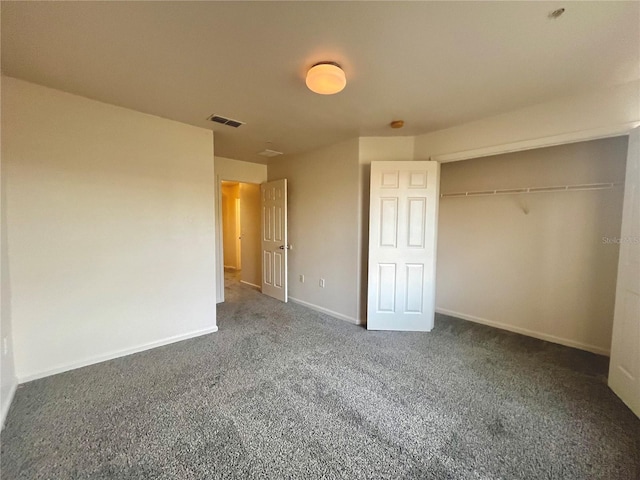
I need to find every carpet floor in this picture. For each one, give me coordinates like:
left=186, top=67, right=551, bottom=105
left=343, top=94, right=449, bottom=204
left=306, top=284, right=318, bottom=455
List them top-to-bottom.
left=1, top=275, right=639, bottom=479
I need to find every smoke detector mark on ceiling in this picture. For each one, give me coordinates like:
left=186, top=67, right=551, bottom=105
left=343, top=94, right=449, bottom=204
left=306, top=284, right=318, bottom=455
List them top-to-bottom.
left=207, top=114, right=245, bottom=128
left=258, top=149, right=283, bottom=158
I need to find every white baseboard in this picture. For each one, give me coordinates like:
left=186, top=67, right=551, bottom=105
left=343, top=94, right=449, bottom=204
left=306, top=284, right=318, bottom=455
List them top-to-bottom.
left=240, top=280, right=260, bottom=290
left=289, top=296, right=360, bottom=325
left=436, top=308, right=610, bottom=356
left=17, top=325, right=219, bottom=383
left=1, top=380, right=18, bottom=429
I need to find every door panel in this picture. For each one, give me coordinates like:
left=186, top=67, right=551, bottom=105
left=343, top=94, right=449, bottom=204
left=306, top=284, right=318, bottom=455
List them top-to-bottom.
left=609, top=127, right=640, bottom=417
left=368, top=161, right=440, bottom=331
left=261, top=179, right=288, bottom=302
left=380, top=199, right=398, bottom=247
left=406, top=264, right=425, bottom=313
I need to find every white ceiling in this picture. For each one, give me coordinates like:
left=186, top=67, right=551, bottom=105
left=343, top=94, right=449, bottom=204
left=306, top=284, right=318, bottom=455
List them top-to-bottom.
left=2, top=1, right=638, bottom=164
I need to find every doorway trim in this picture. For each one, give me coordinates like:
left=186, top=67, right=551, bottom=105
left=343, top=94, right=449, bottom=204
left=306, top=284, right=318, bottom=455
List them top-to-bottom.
left=215, top=172, right=267, bottom=303
left=215, top=175, right=225, bottom=303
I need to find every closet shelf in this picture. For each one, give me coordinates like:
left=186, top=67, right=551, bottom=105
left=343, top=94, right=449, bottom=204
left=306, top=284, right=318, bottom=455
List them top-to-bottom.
left=440, top=182, right=623, bottom=198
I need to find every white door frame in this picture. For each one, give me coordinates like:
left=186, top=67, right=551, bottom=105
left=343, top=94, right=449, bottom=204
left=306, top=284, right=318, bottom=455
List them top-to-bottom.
left=608, top=127, right=640, bottom=417
left=215, top=175, right=225, bottom=303
left=215, top=176, right=266, bottom=303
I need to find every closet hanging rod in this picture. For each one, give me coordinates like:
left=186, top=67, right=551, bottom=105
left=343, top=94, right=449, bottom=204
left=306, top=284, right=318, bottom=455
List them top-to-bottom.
left=441, top=182, right=623, bottom=198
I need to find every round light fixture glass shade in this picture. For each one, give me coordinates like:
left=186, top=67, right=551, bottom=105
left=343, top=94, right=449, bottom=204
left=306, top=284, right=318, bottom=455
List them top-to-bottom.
left=305, top=62, right=346, bottom=95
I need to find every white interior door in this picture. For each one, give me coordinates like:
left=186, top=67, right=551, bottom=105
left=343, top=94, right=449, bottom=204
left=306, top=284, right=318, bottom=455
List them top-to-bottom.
left=609, top=127, right=640, bottom=417
left=367, top=161, right=440, bottom=331
left=261, top=179, right=288, bottom=302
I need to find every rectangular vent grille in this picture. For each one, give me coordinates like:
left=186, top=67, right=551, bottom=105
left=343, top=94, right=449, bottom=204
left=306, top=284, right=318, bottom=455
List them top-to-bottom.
left=207, top=114, right=245, bottom=128
left=258, top=149, right=284, bottom=158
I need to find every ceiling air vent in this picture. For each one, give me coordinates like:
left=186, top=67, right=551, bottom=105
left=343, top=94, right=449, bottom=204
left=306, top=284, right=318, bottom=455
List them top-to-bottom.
left=207, top=114, right=245, bottom=128
left=258, top=149, right=283, bottom=158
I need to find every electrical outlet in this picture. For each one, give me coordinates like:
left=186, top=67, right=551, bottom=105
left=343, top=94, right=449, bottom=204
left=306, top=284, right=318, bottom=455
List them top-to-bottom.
left=299, top=274, right=305, bottom=283
left=319, top=278, right=325, bottom=288
left=3, top=337, right=8, bottom=356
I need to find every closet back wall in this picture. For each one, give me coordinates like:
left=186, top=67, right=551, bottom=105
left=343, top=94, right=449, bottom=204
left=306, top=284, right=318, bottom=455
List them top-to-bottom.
left=436, top=137, right=628, bottom=355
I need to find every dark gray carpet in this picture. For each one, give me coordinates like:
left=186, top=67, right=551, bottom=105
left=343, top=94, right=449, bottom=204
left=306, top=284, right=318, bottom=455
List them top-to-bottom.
left=1, top=275, right=639, bottom=479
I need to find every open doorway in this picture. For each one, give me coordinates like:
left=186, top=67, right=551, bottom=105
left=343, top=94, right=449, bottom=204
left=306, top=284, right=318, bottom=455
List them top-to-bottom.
left=220, top=181, right=262, bottom=291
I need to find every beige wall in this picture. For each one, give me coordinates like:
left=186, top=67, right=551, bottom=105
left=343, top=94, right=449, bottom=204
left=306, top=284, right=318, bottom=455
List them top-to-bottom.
left=2, top=77, right=217, bottom=381
left=414, top=80, right=640, bottom=160
left=1, top=83, right=17, bottom=425
left=359, top=137, right=415, bottom=164
left=268, top=138, right=360, bottom=323
left=436, top=138, right=628, bottom=354
left=215, top=156, right=267, bottom=184
left=221, top=183, right=240, bottom=269
left=239, top=183, right=262, bottom=288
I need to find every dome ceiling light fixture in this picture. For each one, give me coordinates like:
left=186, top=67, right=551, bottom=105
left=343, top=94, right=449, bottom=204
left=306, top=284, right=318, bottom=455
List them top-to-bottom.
left=305, top=62, right=346, bottom=95
left=390, top=120, right=405, bottom=129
